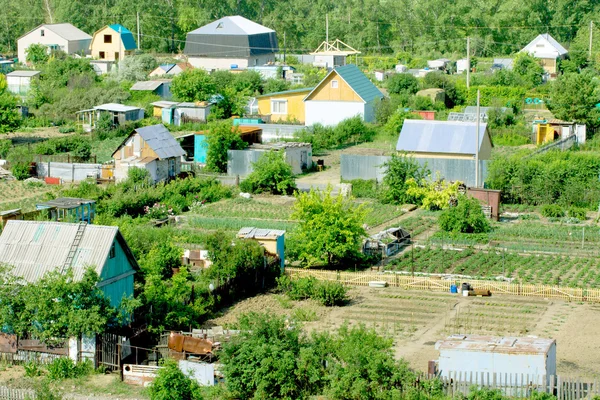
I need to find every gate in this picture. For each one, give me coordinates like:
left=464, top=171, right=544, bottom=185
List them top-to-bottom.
left=96, top=333, right=123, bottom=371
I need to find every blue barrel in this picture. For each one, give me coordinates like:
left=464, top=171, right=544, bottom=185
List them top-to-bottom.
left=450, top=285, right=458, bottom=294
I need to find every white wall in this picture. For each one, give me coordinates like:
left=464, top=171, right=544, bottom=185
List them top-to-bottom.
left=17, top=27, right=66, bottom=62
left=188, top=53, right=275, bottom=71
left=305, top=101, right=365, bottom=126
left=284, top=146, right=312, bottom=174
left=37, top=162, right=101, bottom=182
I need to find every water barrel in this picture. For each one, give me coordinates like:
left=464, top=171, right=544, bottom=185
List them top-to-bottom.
left=461, top=282, right=471, bottom=291
left=450, top=284, right=458, bottom=294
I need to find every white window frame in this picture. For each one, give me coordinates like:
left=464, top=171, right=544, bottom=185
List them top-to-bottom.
left=331, top=80, right=339, bottom=88
left=271, top=100, right=288, bottom=115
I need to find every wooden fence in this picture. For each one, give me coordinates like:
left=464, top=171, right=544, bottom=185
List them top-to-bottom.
left=284, top=268, right=600, bottom=303
left=432, top=372, right=600, bottom=400
left=0, top=386, right=36, bottom=399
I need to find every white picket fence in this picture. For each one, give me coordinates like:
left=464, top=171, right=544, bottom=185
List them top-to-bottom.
left=0, top=386, right=36, bottom=399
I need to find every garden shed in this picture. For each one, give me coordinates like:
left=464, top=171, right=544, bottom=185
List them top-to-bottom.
left=6, top=70, right=40, bottom=96
left=130, top=80, right=172, bottom=99
left=77, top=103, right=144, bottom=132
left=228, top=142, right=311, bottom=176
left=36, top=197, right=96, bottom=223
left=237, top=227, right=285, bottom=270
left=363, top=227, right=410, bottom=258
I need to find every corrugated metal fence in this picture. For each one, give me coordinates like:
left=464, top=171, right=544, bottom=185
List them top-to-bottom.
left=237, top=123, right=307, bottom=142
left=340, top=154, right=488, bottom=187
left=37, top=162, right=101, bottom=183
left=284, top=268, right=600, bottom=303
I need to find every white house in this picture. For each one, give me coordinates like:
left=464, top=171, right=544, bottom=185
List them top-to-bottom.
left=183, top=16, right=278, bottom=71
left=17, top=23, right=92, bottom=63
left=521, top=33, right=568, bottom=76
left=303, top=64, right=383, bottom=126
left=6, top=70, right=41, bottom=96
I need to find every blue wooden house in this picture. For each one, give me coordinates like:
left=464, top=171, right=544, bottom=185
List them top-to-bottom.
left=0, top=221, right=138, bottom=307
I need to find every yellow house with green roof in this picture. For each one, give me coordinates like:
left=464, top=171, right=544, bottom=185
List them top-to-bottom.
left=256, top=87, right=313, bottom=124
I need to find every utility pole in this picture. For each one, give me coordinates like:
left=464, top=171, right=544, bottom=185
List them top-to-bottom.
left=137, top=12, right=141, bottom=50
left=326, top=13, right=329, bottom=43
left=590, top=21, right=594, bottom=61
left=283, top=31, right=286, bottom=63
left=466, top=37, right=471, bottom=90
left=475, top=89, right=481, bottom=188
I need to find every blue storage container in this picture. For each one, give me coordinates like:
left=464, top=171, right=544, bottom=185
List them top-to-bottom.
left=450, top=284, right=458, bottom=294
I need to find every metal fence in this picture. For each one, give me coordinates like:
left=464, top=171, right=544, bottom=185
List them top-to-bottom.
left=236, top=123, right=307, bottom=142
left=529, top=135, right=577, bottom=157
left=340, top=154, right=489, bottom=187
left=36, top=162, right=101, bottom=182
left=284, top=268, right=600, bottom=303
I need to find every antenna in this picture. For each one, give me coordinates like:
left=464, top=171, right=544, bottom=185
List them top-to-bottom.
left=475, top=89, right=481, bottom=188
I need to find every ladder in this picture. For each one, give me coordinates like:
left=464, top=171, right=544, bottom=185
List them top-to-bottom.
left=61, top=222, right=87, bottom=273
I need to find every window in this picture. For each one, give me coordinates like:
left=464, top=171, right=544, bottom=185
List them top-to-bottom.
left=216, top=22, right=224, bottom=29
left=40, top=29, right=45, bottom=37
left=104, top=34, right=112, bottom=44
left=536, top=44, right=544, bottom=48
left=99, top=51, right=105, bottom=59
left=115, top=52, right=120, bottom=61
left=331, top=80, right=339, bottom=88
left=271, top=100, right=287, bottom=114
left=109, top=243, right=116, bottom=259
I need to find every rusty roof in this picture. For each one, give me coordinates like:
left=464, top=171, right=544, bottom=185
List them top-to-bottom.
left=435, top=335, right=555, bottom=355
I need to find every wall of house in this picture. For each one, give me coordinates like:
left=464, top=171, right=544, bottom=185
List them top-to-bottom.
left=17, top=27, right=67, bottom=62
left=91, top=27, right=133, bottom=61
left=67, top=39, right=92, bottom=57
left=187, top=53, right=275, bottom=71
left=538, top=58, right=557, bottom=75
left=307, top=72, right=363, bottom=102
left=257, top=91, right=309, bottom=123
left=304, top=101, right=364, bottom=126
left=237, top=123, right=307, bottom=142
left=114, top=133, right=160, bottom=161
left=194, top=134, right=208, bottom=163
left=155, top=159, right=169, bottom=182
left=99, top=238, right=136, bottom=307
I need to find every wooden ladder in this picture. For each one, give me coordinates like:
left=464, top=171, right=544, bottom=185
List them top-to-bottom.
left=61, top=222, right=87, bottom=273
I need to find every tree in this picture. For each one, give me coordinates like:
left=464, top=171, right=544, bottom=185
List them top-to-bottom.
left=26, top=43, right=49, bottom=64
left=513, top=53, right=545, bottom=87
left=113, top=54, right=159, bottom=82
left=171, top=69, right=216, bottom=102
left=548, top=71, right=600, bottom=127
left=422, top=72, right=462, bottom=107
left=386, top=73, right=419, bottom=95
left=0, top=74, right=6, bottom=93
left=263, top=78, right=290, bottom=94
left=0, top=92, right=20, bottom=134
left=205, top=121, right=247, bottom=173
left=240, top=150, right=297, bottom=195
left=380, top=154, right=429, bottom=204
left=291, top=187, right=368, bottom=267
left=438, top=195, right=491, bottom=233
left=149, top=360, right=202, bottom=400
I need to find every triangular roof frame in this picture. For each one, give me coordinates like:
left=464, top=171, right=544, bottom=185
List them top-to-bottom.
left=310, top=39, right=361, bottom=56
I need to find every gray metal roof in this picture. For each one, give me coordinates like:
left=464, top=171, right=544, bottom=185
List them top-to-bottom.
left=189, top=16, right=275, bottom=35
left=45, top=23, right=92, bottom=41
left=522, top=33, right=568, bottom=57
left=7, top=70, right=40, bottom=77
left=130, top=80, right=170, bottom=91
left=151, top=101, right=179, bottom=108
left=94, top=103, right=141, bottom=112
left=396, top=119, right=488, bottom=155
left=134, top=124, right=186, bottom=159
left=36, top=197, right=95, bottom=210
left=0, top=221, right=138, bottom=283
left=237, top=227, right=285, bottom=239
left=436, top=335, right=554, bottom=355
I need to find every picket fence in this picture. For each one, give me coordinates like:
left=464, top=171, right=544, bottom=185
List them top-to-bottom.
left=284, top=268, right=600, bottom=303
left=432, top=372, right=600, bottom=400
left=0, top=386, right=36, bottom=399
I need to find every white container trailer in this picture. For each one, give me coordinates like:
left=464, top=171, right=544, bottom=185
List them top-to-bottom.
left=436, top=335, right=556, bottom=385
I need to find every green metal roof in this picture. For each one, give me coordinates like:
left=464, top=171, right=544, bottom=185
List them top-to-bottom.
left=332, top=64, right=383, bottom=103
left=257, top=87, right=314, bottom=98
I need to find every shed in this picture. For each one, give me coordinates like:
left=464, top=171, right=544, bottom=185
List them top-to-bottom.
left=184, top=16, right=278, bottom=71
left=17, top=23, right=92, bottom=63
left=90, top=24, right=136, bottom=62
left=521, top=33, right=567, bottom=77
left=456, top=58, right=469, bottom=74
left=491, top=58, right=514, bottom=71
left=148, top=62, right=193, bottom=77
left=304, top=64, right=383, bottom=126
left=6, top=70, right=41, bottom=96
left=130, top=80, right=172, bottom=99
left=257, top=87, right=313, bottom=123
left=415, top=88, right=445, bottom=103
left=150, top=101, right=180, bottom=119
left=172, top=102, right=213, bottom=125
left=77, top=103, right=144, bottom=132
left=534, top=119, right=586, bottom=144
left=396, top=120, right=493, bottom=160
left=112, top=124, right=185, bottom=183
left=180, top=126, right=262, bottom=163
left=228, top=142, right=312, bottom=176
left=467, top=187, right=501, bottom=221
left=36, top=197, right=96, bottom=223
left=0, top=220, right=139, bottom=308
left=237, top=227, right=285, bottom=270
left=363, top=227, right=410, bottom=258
left=435, top=335, right=556, bottom=384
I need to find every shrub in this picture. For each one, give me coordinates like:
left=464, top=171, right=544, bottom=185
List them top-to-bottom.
left=387, top=73, right=419, bottom=95
left=58, top=126, right=75, bottom=134
left=240, top=150, right=296, bottom=195
left=11, top=162, right=30, bottom=180
left=345, top=179, right=379, bottom=198
left=439, top=195, right=491, bottom=234
left=541, top=204, right=565, bottom=218
left=568, top=207, right=587, bottom=220
left=279, top=277, right=348, bottom=307
left=287, top=277, right=317, bottom=300
left=312, top=281, right=348, bottom=306
left=47, top=358, right=92, bottom=380
left=149, top=359, right=201, bottom=400
left=24, top=361, right=42, bottom=377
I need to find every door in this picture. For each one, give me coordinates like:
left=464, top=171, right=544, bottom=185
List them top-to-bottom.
left=168, top=159, right=176, bottom=177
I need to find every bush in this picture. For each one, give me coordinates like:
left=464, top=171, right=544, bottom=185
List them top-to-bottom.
left=387, top=73, right=419, bottom=95
left=58, top=126, right=75, bottom=134
left=240, top=150, right=296, bottom=195
left=11, top=162, right=30, bottom=180
left=345, top=179, right=379, bottom=198
left=439, top=195, right=491, bottom=234
left=541, top=204, right=565, bottom=218
left=568, top=207, right=586, bottom=220
left=279, top=277, right=348, bottom=307
left=287, top=277, right=317, bottom=300
left=312, top=280, right=348, bottom=306
left=47, top=358, right=93, bottom=380
left=149, top=359, right=202, bottom=400
left=24, top=361, right=42, bottom=377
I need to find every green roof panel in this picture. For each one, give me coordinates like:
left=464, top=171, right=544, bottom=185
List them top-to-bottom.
left=334, top=64, right=383, bottom=103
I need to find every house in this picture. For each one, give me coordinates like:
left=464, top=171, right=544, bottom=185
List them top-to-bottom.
left=184, top=16, right=278, bottom=71
left=17, top=23, right=92, bottom=63
left=90, top=24, right=137, bottom=61
left=521, top=33, right=567, bottom=77
left=310, top=39, right=360, bottom=69
left=491, top=58, right=514, bottom=71
left=148, top=62, right=192, bottom=77
left=303, top=64, right=383, bottom=126
left=6, top=70, right=40, bottom=96
left=130, top=80, right=172, bottom=99
left=257, top=87, right=313, bottom=123
left=77, top=103, right=144, bottom=132
left=535, top=119, right=586, bottom=144
left=397, top=120, right=492, bottom=161
left=112, top=124, right=186, bottom=183
left=179, top=126, right=262, bottom=163
left=229, top=142, right=312, bottom=176
left=36, top=197, right=96, bottom=223
left=0, top=220, right=138, bottom=308
left=237, top=227, right=285, bottom=270
left=363, top=227, right=410, bottom=258
left=435, top=335, right=556, bottom=384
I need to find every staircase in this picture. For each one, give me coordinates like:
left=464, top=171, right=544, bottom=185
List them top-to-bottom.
left=61, top=222, right=87, bottom=273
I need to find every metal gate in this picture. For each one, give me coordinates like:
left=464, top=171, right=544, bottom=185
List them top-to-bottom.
left=96, top=333, right=123, bottom=371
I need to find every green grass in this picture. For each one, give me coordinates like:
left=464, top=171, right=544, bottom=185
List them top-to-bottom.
left=91, top=136, right=127, bottom=163
left=192, top=197, right=294, bottom=220
left=362, top=201, right=404, bottom=227
left=188, top=216, right=297, bottom=232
